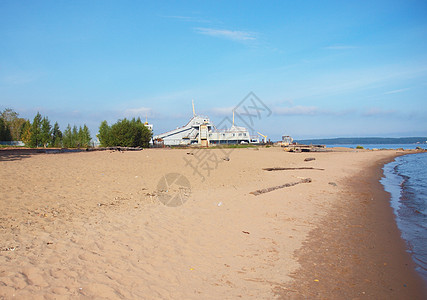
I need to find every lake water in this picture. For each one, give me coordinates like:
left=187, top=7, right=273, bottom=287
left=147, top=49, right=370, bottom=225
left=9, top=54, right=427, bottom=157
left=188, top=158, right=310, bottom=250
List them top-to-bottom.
left=326, top=144, right=427, bottom=150
left=381, top=152, right=427, bottom=283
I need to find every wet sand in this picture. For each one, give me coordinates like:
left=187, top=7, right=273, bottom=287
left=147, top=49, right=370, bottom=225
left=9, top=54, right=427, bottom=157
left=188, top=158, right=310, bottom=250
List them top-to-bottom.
left=0, top=147, right=425, bottom=299
left=276, top=155, right=427, bottom=299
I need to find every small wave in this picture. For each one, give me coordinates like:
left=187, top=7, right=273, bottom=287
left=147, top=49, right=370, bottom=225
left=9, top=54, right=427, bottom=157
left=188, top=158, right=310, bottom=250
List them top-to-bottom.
left=382, top=153, right=427, bottom=283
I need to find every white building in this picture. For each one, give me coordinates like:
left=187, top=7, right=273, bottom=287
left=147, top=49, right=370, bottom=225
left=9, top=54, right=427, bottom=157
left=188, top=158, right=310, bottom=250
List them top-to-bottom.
left=153, top=102, right=257, bottom=146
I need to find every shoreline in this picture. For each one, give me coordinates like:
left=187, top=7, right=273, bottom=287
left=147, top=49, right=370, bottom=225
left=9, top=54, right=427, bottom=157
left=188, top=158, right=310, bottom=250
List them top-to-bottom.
left=277, top=153, right=427, bottom=298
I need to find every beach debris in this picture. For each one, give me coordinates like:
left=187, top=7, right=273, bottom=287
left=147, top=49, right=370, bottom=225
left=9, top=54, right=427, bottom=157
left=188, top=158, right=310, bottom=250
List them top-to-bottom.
left=186, top=152, right=194, bottom=155
left=222, top=157, right=230, bottom=161
left=304, top=157, right=316, bottom=162
left=263, top=167, right=324, bottom=171
left=250, top=178, right=312, bottom=196
left=328, top=182, right=338, bottom=187
left=218, top=201, right=223, bottom=207
left=242, top=231, right=250, bottom=234
left=1, top=246, right=16, bottom=252
left=314, top=279, right=319, bottom=282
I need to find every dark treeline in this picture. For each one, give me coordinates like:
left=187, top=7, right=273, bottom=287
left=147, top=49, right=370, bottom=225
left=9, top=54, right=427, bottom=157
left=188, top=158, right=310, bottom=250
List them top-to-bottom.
left=0, top=108, right=91, bottom=148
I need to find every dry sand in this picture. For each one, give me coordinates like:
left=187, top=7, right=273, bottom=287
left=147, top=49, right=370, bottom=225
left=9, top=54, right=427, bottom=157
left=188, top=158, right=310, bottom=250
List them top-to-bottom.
left=0, top=147, right=425, bottom=299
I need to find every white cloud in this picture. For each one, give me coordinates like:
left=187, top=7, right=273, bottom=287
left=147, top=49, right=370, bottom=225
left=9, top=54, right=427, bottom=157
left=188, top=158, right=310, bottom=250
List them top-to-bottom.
left=194, top=27, right=256, bottom=41
left=383, top=88, right=410, bottom=95
left=273, top=105, right=319, bottom=116
left=123, top=107, right=152, bottom=117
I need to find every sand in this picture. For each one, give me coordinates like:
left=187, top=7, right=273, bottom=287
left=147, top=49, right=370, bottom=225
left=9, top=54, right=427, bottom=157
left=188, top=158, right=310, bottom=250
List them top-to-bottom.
left=0, top=147, right=425, bottom=299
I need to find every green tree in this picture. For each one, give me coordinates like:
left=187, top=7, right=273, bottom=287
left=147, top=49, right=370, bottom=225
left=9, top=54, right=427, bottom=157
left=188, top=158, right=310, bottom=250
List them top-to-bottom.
left=0, top=108, right=26, bottom=141
left=0, top=108, right=18, bottom=123
left=29, top=112, right=42, bottom=147
left=41, top=117, right=52, bottom=147
left=0, top=118, right=12, bottom=141
left=96, top=118, right=151, bottom=147
left=20, top=120, right=32, bottom=145
left=97, top=120, right=111, bottom=147
left=51, top=122, right=62, bottom=147
left=62, top=124, right=72, bottom=148
left=81, top=124, right=91, bottom=147
left=72, top=125, right=78, bottom=147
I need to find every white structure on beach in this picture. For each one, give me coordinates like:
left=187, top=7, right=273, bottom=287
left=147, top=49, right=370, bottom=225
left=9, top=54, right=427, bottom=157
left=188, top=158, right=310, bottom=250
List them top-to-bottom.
left=153, top=101, right=257, bottom=146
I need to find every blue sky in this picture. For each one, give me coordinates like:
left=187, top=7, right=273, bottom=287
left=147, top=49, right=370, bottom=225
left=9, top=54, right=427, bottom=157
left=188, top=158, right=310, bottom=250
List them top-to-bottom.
left=1, top=0, right=426, bottom=140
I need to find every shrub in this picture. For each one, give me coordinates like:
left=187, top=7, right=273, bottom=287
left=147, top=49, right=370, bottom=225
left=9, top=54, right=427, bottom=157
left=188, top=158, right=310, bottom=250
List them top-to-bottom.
left=97, top=118, right=152, bottom=147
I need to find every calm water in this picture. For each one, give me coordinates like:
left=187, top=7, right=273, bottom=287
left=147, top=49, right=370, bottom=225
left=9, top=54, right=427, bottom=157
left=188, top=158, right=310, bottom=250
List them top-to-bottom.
left=326, top=144, right=427, bottom=150
left=381, top=152, right=427, bottom=283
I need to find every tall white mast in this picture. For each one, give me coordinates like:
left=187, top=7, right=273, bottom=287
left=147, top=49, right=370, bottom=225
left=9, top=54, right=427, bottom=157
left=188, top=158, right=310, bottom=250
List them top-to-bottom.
left=192, top=99, right=196, bottom=117
left=232, top=110, right=235, bottom=126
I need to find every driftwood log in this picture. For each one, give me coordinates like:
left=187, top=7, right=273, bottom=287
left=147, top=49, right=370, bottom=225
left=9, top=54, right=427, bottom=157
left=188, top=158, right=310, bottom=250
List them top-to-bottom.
left=263, top=167, right=324, bottom=171
left=250, top=178, right=312, bottom=196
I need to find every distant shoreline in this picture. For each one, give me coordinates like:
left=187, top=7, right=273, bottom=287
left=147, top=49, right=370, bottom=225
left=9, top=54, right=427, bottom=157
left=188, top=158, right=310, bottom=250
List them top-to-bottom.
left=295, top=137, right=427, bottom=145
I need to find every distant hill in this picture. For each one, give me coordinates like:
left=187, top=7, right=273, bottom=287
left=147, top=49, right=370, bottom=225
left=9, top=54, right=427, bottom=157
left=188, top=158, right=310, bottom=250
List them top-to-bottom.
left=294, top=137, right=427, bottom=145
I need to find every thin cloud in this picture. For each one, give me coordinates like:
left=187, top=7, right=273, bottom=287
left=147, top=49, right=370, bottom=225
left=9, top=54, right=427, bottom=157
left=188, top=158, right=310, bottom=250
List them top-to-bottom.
left=161, top=15, right=210, bottom=23
left=194, top=27, right=256, bottom=41
left=324, top=45, right=358, bottom=50
left=288, top=64, right=427, bottom=100
left=1, top=73, right=40, bottom=85
left=383, top=88, right=410, bottom=95
left=273, top=105, right=319, bottom=116
left=210, top=106, right=235, bottom=117
left=273, top=106, right=355, bottom=116
left=123, top=107, right=152, bottom=117
left=362, top=107, right=396, bottom=117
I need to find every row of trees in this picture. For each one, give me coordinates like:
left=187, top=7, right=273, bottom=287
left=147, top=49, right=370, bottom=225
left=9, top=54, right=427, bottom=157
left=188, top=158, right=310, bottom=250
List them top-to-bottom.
left=0, top=108, right=91, bottom=148
left=1, top=108, right=153, bottom=148
left=21, top=112, right=92, bottom=148
left=97, top=118, right=152, bottom=147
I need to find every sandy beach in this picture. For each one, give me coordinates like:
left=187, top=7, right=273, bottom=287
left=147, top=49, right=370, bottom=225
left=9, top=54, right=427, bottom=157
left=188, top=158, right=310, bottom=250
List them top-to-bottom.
left=0, top=147, right=425, bottom=299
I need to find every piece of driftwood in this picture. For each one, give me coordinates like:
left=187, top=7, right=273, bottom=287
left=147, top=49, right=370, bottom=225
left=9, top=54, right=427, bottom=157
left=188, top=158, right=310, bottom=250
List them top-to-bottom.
left=87, top=147, right=143, bottom=152
left=304, top=157, right=316, bottom=162
left=263, top=167, right=324, bottom=171
left=250, top=178, right=312, bottom=196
